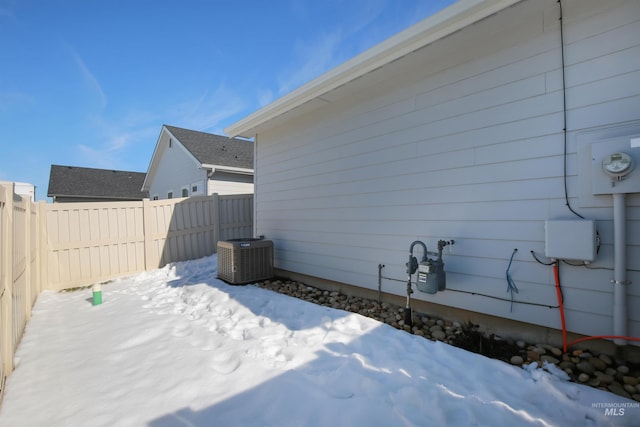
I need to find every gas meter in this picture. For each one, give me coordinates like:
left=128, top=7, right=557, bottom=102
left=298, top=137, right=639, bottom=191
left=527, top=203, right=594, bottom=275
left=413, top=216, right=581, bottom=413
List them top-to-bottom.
left=403, top=239, right=453, bottom=327
left=414, top=240, right=451, bottom=294
left=417, top=258, right=438, bottom=294
left=417, top=259, right=434, bottom=283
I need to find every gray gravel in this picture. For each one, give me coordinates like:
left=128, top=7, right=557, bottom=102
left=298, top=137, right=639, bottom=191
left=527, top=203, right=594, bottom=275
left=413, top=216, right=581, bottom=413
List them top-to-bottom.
left=255, top=278, right=640, bottom=401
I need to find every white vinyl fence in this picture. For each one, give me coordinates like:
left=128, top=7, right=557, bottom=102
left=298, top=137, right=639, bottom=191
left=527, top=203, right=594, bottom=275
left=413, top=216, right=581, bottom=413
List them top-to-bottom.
left=0, top=185, right=252, bottom=398
left=0, top=185, right=41, bottom=400
left=45, top=193, right=252, bottom=290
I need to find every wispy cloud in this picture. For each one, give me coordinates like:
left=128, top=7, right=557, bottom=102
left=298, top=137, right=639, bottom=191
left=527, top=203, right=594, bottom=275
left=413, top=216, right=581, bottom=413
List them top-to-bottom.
left=0, top=0, right=18, bottom=21
left=275, top=0, right=389, bottom=97
left=344, top=0, right=389, bottom=36
left=0, top=8, right=14, bottom=19
left=277, top=30, right=344, bottom=97
left=64, top=43, right=108, bottom=110
left=74, top=83, right=248, bottom=170
left=169, top=84, right=248, bottom=134
left=256, top=88, right=275, bottom=107
left=0, top=91, right=34, bottom=112
left=72, top=103, right=161, bottom=168
left=76, top=122, right=158, bottom=170
left=77, top=131, right=132, bottom=168
left=76, top=144, right=122, bottom=169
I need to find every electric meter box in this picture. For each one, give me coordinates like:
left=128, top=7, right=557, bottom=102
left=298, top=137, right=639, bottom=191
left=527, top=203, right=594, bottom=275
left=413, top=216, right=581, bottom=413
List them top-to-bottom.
left=591, top=139, right=640, bottom=195
left=544, top=219, right=597, bottom=262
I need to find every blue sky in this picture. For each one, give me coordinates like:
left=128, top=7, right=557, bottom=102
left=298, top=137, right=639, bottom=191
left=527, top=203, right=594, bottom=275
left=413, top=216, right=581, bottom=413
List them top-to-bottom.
left=0, top=0, right=456, bottom=201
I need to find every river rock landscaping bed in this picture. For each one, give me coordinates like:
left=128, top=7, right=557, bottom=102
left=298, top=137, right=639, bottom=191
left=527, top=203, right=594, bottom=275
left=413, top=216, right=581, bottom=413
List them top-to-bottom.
left=255, top=278, right=640, bottom=402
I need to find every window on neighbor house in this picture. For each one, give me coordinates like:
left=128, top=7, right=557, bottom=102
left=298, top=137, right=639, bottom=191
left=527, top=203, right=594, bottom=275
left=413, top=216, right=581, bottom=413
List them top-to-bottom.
left=169, top=138, right=172, bottom=148
left=191, top=182, right=203, bottom=195
left=182, top=187, right=189, bottom=197
left=167, top=191, right=173, bottom=199
left=152, top=195, right=159, bottom=200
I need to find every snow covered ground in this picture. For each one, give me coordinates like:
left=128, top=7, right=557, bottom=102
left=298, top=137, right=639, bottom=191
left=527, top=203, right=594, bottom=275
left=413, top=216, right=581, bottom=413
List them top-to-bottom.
left=1, top=255, right=638, bottom=426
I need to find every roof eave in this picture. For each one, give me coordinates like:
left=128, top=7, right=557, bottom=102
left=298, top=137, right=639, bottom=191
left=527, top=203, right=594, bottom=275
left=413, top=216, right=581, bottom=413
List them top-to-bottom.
left=224, top=0, right=521, bottom=138
left=203, top=164, right=254, bottom=175
left=47, top=194, right=146, bottom=200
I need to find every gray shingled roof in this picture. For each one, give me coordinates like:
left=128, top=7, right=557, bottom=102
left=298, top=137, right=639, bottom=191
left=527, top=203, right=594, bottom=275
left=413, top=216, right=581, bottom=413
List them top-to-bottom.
left=164, top=125, right=253, bottom=170
left=47, top=165, right=149, bottom=200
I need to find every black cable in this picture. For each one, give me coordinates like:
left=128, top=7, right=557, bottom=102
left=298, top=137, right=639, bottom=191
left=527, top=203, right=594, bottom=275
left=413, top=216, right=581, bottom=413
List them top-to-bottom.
left=558, top=0, right=584, bottom=219
left=530, top=250, right=555, bottom=266
left=562, top=259, right=585, bottom=267
left=555, top=260, right=565, bottom=304
left=568, top=262, right=640, bottom=273
left=380, top=275, right=410, bottom=284
left=379, top=276, right=559, bottom=309
left=447, top=288, right=559, bottom=309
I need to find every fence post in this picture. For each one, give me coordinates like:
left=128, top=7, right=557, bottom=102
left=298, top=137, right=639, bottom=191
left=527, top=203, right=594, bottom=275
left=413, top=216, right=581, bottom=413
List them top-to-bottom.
left=1, top=184, right=15, bottom=377
left=0, top=185, right=7, bottom=392
left=212, top=193, right=220, bottom=251
left=23, top=197, right=32, bottom=320
left=142, top=199, right=155, bottom=271
left=37, top=202, right=48, bottom=292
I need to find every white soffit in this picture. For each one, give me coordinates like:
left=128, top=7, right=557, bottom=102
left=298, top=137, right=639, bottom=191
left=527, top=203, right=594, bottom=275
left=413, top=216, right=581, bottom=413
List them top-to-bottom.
left=225, top=0, right=522, bottom=138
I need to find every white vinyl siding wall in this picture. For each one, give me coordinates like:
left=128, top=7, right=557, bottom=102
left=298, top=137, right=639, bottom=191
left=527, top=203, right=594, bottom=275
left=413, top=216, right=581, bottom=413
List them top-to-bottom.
left=254, top=0, right=640, bottom=339
left=148, top=133, right=207, bottom=200
left=209, top=171, right=254, bottom=196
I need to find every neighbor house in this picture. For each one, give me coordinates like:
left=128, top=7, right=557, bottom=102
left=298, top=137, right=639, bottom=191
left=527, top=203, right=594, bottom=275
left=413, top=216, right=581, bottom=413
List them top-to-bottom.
left=226, top=0, right=640, bottom=351
left=142, top=125, right=254, bottom=200
left=47, top=165, right=148, bottom=203
left=0, top=181, right=35, bottom=201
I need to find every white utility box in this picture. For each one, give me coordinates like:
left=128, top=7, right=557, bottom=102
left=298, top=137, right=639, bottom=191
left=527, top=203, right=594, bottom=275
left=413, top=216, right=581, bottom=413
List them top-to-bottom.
left=544, top=219, right=597, bottom=262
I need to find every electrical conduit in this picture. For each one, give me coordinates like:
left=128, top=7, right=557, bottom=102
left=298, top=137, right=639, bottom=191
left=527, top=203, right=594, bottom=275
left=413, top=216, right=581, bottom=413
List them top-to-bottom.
left=613, top=193, right=628, bottom=346
left=554, top=260, right=640, bottom=352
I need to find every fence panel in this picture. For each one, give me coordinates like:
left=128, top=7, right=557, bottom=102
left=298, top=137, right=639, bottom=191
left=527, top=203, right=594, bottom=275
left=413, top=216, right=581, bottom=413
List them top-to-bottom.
left=0, top=184, right=39, bottom=396
left=0, top=185, right=8, bottom=395
left=45, top=193, right=253, bottom=288
left=218, top=194, right=253, bottom=241
left=146, top=196, right=218, bottom=268
left=11, top=197, right=28, bottom=351
left=45, top=201, right=146, bottom=291
left=29, top=205, right=39, bottom=306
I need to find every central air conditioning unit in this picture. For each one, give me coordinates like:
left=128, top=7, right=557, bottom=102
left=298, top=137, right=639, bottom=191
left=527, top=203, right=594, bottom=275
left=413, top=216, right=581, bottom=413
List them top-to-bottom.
left=217, top=238, right=274, bottom=284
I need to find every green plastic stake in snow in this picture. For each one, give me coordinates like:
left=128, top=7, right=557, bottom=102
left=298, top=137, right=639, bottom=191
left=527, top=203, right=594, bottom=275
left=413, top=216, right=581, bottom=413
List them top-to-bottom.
left=92, top=283, right=103, bottom=306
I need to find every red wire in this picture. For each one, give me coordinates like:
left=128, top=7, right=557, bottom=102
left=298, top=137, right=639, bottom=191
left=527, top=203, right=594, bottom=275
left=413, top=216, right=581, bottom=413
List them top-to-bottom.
left=553, top=261, right=640, bottom=352
left=553, top=262, right=568, bottom=352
